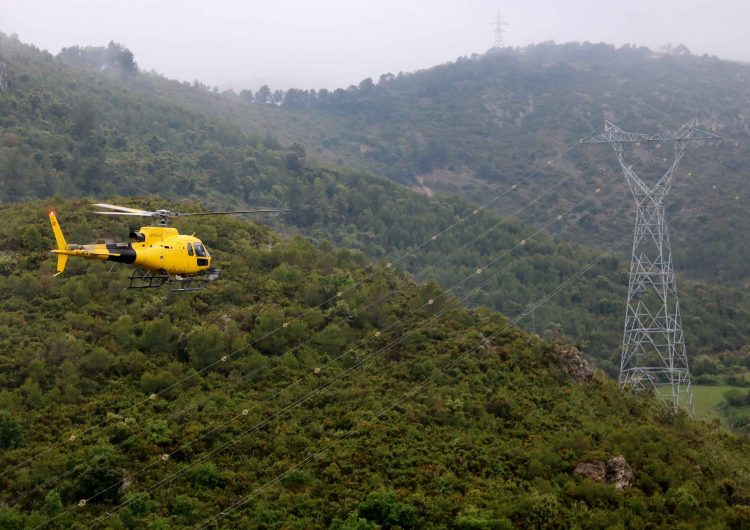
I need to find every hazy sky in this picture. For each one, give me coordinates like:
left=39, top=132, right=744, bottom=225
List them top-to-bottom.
left=1, top=0, right=748, bottom=90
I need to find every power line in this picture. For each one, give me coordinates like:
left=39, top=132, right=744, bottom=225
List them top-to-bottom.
left=2, top=126, right=601, bottom=483
left=11, top=132, right=732, bottom=524
left=6, top=141, right=615, bottom=510
left=33, top=154, right=723, bottom=528
left=198, top=157, right=725, bottom=525
left=76, top=184, right=622, bottom=527
left=198, top=234, right=632, bottom=528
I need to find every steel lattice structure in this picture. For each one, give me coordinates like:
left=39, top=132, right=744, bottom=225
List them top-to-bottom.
left=491, top=11, right=508, bottom=49
left=583, top=121, right=721, bottom=414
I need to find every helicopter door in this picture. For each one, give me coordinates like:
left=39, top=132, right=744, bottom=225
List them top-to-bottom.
left=186, top=243, right=195, bottom=270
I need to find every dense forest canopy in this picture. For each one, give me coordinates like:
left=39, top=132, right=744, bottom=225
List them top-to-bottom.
left=2, top=28, right=750, bottom=528
left=1, top=32, right=748, bottom=382
left=1, top=200, right=750, bottom=528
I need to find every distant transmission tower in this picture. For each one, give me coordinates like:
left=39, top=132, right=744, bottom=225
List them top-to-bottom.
left=491, top=10, right=508, bottom=49
left=583, top=121, right=721, bottom=414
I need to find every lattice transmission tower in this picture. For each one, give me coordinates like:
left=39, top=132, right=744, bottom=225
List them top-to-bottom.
left=491, top=10, right=508, bottom=49
left=583, top=121, right=721, bottom=414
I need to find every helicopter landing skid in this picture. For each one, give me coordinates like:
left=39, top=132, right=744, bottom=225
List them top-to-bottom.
left=126, top=268, right=221, bottom=291
left=127, top=269, right=170, bottom=289
left=169, top=276, right=210, bottom=292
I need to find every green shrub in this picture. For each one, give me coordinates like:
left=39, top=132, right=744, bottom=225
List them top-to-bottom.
left=0, top=412, right=23, bottom=449
left=75, top=447, right=124, bottom=503
left=189, top=463, right=224, bottom=489
left=358, top=490, right=417, bottom=528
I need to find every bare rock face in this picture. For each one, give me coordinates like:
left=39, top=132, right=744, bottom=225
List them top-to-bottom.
left=550, top=344, right=593, bottom=384
left=606, top=455, right=634, bottom=491
left=573, top=456, right=634, bottom=491
left=573, top=461, right=606, bottom=482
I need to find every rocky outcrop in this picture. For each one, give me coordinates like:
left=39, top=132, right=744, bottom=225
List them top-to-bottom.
left=550, top=344, right=593, bottom=384
left=574, top=455, right=634, bottom=491
left=606, top=455, right=634, bottom=491
left=573, top=461, right=606, bottom=482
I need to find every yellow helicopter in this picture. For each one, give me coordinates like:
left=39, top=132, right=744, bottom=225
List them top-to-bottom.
left=49, top=203, right=286, bottom=290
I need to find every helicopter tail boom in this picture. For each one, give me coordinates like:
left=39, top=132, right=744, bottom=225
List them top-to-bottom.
left=49, top=211, right=69, bottom=276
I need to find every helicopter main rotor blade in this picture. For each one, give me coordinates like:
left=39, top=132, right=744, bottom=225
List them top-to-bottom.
left=93, top=203, right=154, bottom=216
left=176, top=208, right=290, bottom=216
left=93, top=211, right=154, bottom=217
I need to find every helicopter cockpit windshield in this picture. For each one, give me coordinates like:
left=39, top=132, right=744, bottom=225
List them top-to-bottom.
left=193, top=243, right=208, bottom=257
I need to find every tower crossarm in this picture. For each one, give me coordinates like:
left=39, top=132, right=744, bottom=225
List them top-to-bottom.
left=581, top=120, right=722, bottom=144
left=581, top=120, right=722, bottom=199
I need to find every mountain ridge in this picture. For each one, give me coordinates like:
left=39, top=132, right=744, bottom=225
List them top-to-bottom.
left=1, top=32, right=748, bottom=380
left=2, top=32, right=750, bottom=527
left=132, top=41, right=750, bottom=287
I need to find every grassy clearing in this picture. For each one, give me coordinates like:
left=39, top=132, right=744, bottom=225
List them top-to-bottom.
left=692, top=385, right=741, bottom=423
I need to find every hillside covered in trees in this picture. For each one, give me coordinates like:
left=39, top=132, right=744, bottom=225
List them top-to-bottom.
left=1, top=33, right=749, bottom=383
left=133, top=41, right=750, bottom=288
left=1, top=200, right=750, bottom=528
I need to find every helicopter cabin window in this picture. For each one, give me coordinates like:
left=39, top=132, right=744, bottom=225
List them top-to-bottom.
left=187, top=243, right=194, bottom=256
left=193, top=243, right=207, bottom=257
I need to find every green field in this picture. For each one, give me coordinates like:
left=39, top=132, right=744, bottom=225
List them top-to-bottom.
left=692, top=385, right=740, bottom=423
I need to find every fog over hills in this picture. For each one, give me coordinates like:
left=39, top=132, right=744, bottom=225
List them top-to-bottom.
left=2, top=0, right=750, bottom=88
left=3, top=28, right=750, bottom=528
left=3, top=32, right=750, bottom=368
left=112, top=41, right=750, bottom=288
